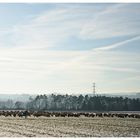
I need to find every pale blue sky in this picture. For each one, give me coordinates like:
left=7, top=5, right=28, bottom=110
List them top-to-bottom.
left=0, top=3, right=140, bottom=94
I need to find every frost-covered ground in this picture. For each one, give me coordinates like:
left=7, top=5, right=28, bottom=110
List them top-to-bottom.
left=0, top=116, right=139, bottom=137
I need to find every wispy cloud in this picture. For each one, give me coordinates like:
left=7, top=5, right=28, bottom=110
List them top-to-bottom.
left=0, top=4, right=140, bottom=93
left=1, top=4, right=140, bottom=49
left=80, top=4, right=140, bottom=39
left=94, top=36, right=140, bottom=51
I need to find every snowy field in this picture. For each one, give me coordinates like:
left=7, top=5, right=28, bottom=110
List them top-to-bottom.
left=0, top=116, right=139, bottom=137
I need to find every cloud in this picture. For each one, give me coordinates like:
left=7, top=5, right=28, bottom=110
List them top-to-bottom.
left=0, top=4, right=140, bottom=93
left=0, top=4, right=111, bottom=48
left=1, top=4, right=140, bottom=49
left=79, top=4, right=140, bottom=39
left=8, top=5, right=96, bottom=48
left=94, top=35, right=140, bottom=51
left=0, top=45, right=140, bottom=93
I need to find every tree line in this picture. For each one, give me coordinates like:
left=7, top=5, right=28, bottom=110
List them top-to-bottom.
left=0, top=94, right=139, bottom=111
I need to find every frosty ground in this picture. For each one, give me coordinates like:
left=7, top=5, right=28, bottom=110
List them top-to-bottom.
left=0, top=116, right=139, bottom=137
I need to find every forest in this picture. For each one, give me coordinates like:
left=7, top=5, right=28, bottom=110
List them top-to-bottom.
left=0, top=94, right=140, bottom=111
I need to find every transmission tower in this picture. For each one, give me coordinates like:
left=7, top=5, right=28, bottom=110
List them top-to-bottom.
left=93, top=82, right=96, bottom=96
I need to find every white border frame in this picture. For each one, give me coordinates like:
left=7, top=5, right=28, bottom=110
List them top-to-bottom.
left=0, top=0, right=139, bottom=3
left=0, top=0, right=139, bottom=139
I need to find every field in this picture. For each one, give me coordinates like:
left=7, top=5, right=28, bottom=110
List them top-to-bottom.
left=0, top=116, right=139, bottom=137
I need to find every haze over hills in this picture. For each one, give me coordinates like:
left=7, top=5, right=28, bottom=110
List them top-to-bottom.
left=0, top=92, right=139, bottom=102
left=99, top=92, right=140, bottom=99
left=0, top=94, right=36, bottom=102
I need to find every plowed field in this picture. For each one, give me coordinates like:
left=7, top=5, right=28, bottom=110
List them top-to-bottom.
left=0, top=116, right=139, bottom=137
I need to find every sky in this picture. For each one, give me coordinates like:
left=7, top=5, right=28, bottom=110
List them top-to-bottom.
left=0, top=3, right=140, bottom=94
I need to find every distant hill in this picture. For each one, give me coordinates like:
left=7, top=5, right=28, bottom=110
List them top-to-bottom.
left=0, top=92, right=139, bottom=102
left=85, top=92, right=140, bottom=99
left=99, top=92, right=140, bottom=99
left=0, top=94, right=36, bottom=102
